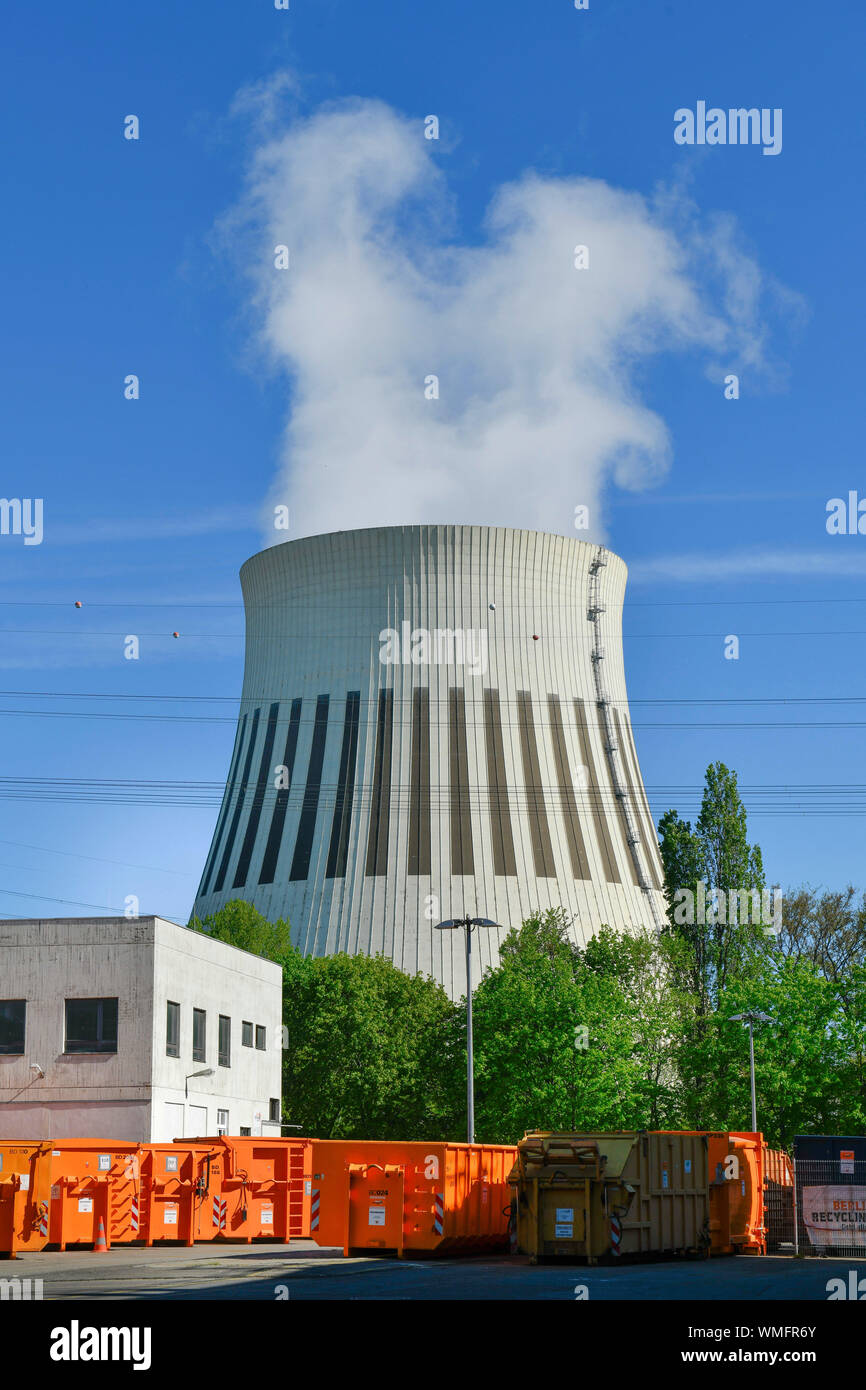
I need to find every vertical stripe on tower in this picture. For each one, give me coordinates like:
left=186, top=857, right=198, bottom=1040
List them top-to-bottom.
left=408, top=686, right=431, bottom=876
left=449, top=687, right=474, bottom=875
left=365, top=688, right=393, bottom=876
left=483, top=688, right=517, bottom=876
left=326, top=691, right=361, bottom=879
left=516, top=691, right=556, bottom=878
left=547, top=694, right=592, bottom=880
left=290, top=695, right=330, bottom=882
left=259, top=698, right=302, bottom=885
left=573, top=698, right=621, bottom=884
left=233, top=701, right=280, bottom=888
left=596, top=702, right=641, bottom=887
left=213, top=707, right=260, bottom=893
left=615, top=707, right=664, bottom=891
left=199, top=712, right=247, bottom=897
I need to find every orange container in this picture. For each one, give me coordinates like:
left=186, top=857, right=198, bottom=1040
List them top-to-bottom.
left=659, top=1130, right=766, bottom=1254
left=212, top=1136, right=313, bottom=1242
left=47, top=1139, right=142, bottom=1251
left=309, top=1140, right=517, bottom=1257
left=0, top=1141, right=53, bottom=1257
left=139, top=1142, right=224, bottom=1246
left=763, top=1144, right=793, bottom=1190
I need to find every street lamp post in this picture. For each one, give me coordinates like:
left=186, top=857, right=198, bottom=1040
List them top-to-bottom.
left=435, top=916, right=500, bottom=1143
left=728, top=1011, right=777, bottom=1132
left=184, top=1066, right=214, bottom=1099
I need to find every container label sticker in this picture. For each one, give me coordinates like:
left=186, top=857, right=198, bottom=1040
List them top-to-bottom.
left=52, top=1150, right=61, bottom=1157
left=841, top=1150, right=855, bottom=1175
left=98, top=1154, right=111, bottom=1171
left=165, top=1155, right=179, bottom=1173
left=684, top=1159, right=692, bottom=1174
left=662, top=1170, right=669, bottom=1188
left=19, top=1174, right=30, bottom=1191
left=305, top=1180, right=312, bottom=1195
left=51, top=1185, right=60, bottom=1200
left=78, top=1197, right=93, bottom=1213
left=164, top=1205, right=178, bottom=1225
left=368, top=1207, right=386, bottom=1227
left=261, top=1208, right=273, bottom=1224
left=555, top=1208, right=574, bottom=1223
left=554, top=1223, right=574, bottom=1239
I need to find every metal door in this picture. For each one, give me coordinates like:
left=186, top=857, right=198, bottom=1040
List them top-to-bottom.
left=347, top=1165, right=404, bottom=1254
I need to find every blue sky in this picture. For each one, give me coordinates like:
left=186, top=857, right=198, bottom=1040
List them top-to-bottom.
left=1, top=0, right=864, bottom=926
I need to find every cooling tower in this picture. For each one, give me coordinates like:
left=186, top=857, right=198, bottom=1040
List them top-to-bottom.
left=193, top=526, right=667, bottom=997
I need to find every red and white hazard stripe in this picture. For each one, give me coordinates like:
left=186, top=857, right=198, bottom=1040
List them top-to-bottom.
left=310, top=1188, right=320, bottom=1232
left=433, top=1192, right=444, bottom=1236
left=213, top=1196, right=226, bottom=1231
left=130, top=1197, right=139, bottom=1234
left=38, top=1203, right=49, bottom=1237
left=610, top=1215, right=622, bottom=1255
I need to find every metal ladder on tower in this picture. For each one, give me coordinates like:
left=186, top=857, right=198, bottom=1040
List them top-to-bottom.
left=587, top=545, right=665, bottom=933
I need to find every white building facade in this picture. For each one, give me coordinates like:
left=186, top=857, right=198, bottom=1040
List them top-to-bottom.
left=193, top=526, right=668, bottom=998
left=0, top=917, right=283, bottom=1143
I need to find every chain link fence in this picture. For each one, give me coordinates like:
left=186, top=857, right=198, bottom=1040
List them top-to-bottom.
left=764, top=1147, right=866, bottom=1259
left=793, top=1157, right=866, bottom=1260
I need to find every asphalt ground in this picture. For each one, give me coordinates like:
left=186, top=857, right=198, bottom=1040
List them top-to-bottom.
left=4, top=1242, right=862, bottom=1300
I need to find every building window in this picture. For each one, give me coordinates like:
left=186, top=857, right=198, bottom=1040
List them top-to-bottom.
left=64, top=998, right=118, bottom=1054
left=0, top=1000, right=26, bottom=1055
left=166, top=1001, right=180, bottom=1058
left=192, top=1008, right=206, bottom=1063
left=218, top=1014, right=231, bottom=1068
left=242, top=1020, right=253, bottom=1048
left=255, top=1025, right=266, bottom=1051
left=269, top=1098, right=281, bottom=1125
left=217, top=1108, right=229, bottom=1134
left=240, top=1127, right=251, bottom=1137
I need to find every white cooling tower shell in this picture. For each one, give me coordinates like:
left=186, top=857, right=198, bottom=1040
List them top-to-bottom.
left=193, top=525, right=667, bottom=996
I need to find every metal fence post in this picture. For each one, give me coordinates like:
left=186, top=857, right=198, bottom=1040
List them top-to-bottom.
left=792, top=1155, right=799, bottom=1256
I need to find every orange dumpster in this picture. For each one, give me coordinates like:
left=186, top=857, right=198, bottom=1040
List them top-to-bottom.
left=659, top=1131, right=767, bottom=1254
left=173, top=1136, right=313, bottom=1242
left=214, top=1136, right=312, bottom=1242
left=47, top=1140, right=142, bottom=1251
left=309, top=1140, right=517, bottom=1257
left=0, top=1141, right=53, bottom=1258
left=139, top=1142, right=224, bottom=1246
left=763, top=1143, right=793, bottom=1191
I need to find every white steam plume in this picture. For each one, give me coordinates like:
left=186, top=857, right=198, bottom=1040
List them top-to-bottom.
left=221, top=89, right=789, bottom=542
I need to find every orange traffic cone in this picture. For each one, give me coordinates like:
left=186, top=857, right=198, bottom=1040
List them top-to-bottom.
left=93, top=1217, right=109, bottom=1253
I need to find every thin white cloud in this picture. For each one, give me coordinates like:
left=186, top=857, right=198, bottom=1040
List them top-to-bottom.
left=218, top=84, right=796, bottom=542
left=43, top=506, right=260, bottom=547
left=629, top=549, right=866, bottom=584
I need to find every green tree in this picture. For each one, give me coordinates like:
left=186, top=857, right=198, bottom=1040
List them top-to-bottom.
left=659, top=762, right=766, bottom=1013
left=779, top=884, right=866, bottom=980
left=191, top=898, right=294, bottom=966
left=471, top=911, right=673, bottom=1141
left=580, top=925, right=695, bottom=1128
left=283, top=951, right=458, bottom=1139
left=676, top=954, right=846, bottom=1146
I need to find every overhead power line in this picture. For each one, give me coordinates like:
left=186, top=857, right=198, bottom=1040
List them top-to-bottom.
left=1, top=594, right=866, bottom=609
left=2, top=689, right=866, bottom=705
left=0, top=776, right=864, bottom=815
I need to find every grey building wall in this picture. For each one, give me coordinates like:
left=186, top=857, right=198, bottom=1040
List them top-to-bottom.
left=193, top=526, right=667, bottom=998
left=0, top=917, right=282, bottom=1142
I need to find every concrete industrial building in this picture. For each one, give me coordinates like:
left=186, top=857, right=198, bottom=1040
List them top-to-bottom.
left=193, top=525, right=667, bottom=998
left=0, top=916, right=282, bottom=1142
